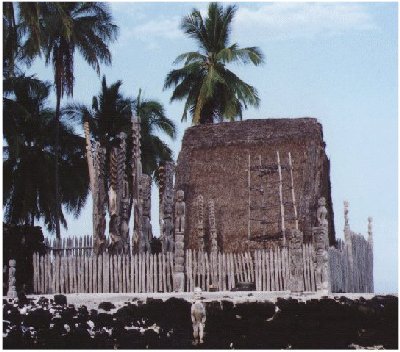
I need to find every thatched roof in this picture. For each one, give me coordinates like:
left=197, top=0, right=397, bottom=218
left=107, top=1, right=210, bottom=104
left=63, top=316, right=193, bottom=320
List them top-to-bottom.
left=175, top=118, right=335, bottom=252
left=180, top=118, right=324, bottom=148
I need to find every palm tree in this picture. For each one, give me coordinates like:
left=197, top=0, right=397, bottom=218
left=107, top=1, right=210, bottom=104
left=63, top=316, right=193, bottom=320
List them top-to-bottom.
left=3, top=2, right=43, bottom=77
left=3, top=2, right=19, bottom=77
left=3, top=2, right=69, bottom=78
left=37, top=2, right=118, bottom=237
left=164, top=2, right=264, bottom=124
left=3, top=75, right=89, bottom=232
left=65, top=77, right=176, bottom=182
left=134, top=89, right=176, bottom=180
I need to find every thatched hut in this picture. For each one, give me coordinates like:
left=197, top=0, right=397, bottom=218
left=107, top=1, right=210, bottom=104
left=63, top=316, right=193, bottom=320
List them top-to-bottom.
left=175, top=118, right=335, bottom=252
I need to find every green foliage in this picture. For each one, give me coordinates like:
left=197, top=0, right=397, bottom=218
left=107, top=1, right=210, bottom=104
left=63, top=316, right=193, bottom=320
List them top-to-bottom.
left=2, top=2, right=119, bottom=236
left=38, top=2, right=119, bottom=99
left=164, top=2, right=264, bottom=124
left=3, top=75, right=89, bottom=232
left=64, top=76, right=176, bottom=183
left=134, top=89, right=176, bottom=179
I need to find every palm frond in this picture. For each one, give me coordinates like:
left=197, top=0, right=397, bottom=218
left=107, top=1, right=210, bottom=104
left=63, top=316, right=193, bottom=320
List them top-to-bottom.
left=165, top=2, right=264, bottom=124
left=181, top=9, right=210, bottom=52
left=173, top=51, right=206, bottom=65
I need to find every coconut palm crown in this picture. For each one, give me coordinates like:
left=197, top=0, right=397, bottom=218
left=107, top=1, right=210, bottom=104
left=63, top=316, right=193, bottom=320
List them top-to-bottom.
left=164, top=2, right=264, bottom=124
left=3, top=75, right=89, bottom=231
left=64, top=77, right=176, bottom=183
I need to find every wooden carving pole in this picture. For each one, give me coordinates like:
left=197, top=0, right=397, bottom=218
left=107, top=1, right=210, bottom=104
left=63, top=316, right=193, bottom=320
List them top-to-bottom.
left=131, top=115, right=142, bottom=253
left=84, top=120, right=96, bottom=245
left=84, top=121, right=95, bottom=191
left=84, top=122, right=107, bottom=254
left=107, top=132, right=129, bottom=254
left=118, top=133, right=130, bottom=253
left=93, top=142, right=107, bottom=254
left=108, top=145, right=120, bottom=252
left=277, top=151, right=286, bottom=244
left=288, top=152, right=299, bottom=230
left=161, top=161, right=175, bottom=253
left=158, top=164, right=165, bottom=244
left=139, top=174, right=152, bottom=253
left=173, top=190, right=185, bottom=292
left=196, top=195, right=205, bottom=251
left=313, top=197, right=330, bottom=293
left=208, top=199, right=218, bottom=289
left=208, top=200, right=218, bottom=254
left=343, top=200, right=354, bottom=292
left=367, top=216, right=374, bottom=293
left=367, top=217, right=373, bottom=249
left=288, top=229, right=304, bottom=293
left=7, top=259, right=18, bottom=299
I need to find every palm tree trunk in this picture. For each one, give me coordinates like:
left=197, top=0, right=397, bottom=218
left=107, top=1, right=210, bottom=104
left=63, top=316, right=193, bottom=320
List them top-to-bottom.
left=3, top=3, right=16, bottom=77
left=55, top=90, right=61, bottom=238
left=200, top=101, right=215, bottom=124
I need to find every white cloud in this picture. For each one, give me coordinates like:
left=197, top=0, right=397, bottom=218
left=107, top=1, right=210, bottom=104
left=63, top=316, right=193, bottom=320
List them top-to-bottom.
left=110, top=2, right=149, bottom=20
left=115, top=3, right=378, bottom=50
left=233, top=3, right=378, bottom=42
left=115, top=4, right=209, bottom=50
left=116, top=15, right=184, bottom=50
left=130, top=17, right=184, bottom=41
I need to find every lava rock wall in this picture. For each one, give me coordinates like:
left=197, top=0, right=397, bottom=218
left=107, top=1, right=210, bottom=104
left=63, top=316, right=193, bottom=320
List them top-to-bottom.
left=3, top=295, right=397, bottom=349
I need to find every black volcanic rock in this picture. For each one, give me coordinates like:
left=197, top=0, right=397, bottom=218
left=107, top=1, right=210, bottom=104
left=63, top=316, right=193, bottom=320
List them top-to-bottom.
left=54, top=294, right=67, bottom=306
left=2, top=295, right=398, bottom=349
left=37, top=296, right=49, bottom=306
left=98, top=301, right=115, bottom=311
left=3, top=305, right=21, bottom=325
left=61, top=306, right=76, bottom=325
left=23, top=308, right=51, bottom=329
left=93, top=312, right=113, bottom=329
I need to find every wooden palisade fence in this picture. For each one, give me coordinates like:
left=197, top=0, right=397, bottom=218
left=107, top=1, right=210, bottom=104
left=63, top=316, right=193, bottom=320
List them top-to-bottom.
left=328, top=203, right=374, bottom=294
left=329, top=233, right=373, bottom=293
left=44, top=235, right=96, bottom=256
left=33, top=244, right=317, bottom=294
left=33, top=252, right=175, bottom=295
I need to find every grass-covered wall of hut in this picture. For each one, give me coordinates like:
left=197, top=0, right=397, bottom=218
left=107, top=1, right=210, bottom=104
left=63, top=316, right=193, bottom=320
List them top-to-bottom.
left=175, top=118, right=335, bottom=252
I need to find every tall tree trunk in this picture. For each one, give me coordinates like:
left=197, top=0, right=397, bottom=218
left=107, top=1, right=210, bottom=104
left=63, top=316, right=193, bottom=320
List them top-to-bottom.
left=3, top=2, right=16, bottom=77
left=55, top=90, right=61, bottom=238
left=199, top=100, right=215, bottom=124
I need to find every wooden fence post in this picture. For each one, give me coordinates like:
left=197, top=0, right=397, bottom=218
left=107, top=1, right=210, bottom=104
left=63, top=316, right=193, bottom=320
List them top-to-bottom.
left=153, top=253, right=157, bottom=293
left=134, top=254, right=139, bottom=293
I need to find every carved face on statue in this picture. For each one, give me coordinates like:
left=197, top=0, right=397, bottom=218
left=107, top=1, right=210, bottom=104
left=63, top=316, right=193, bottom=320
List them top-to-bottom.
left=140, top=175, right=152, bottom=203
left=108, top=187, right=117, bottom=215
left=177, top=190, right=184, bottom=202
left=317, top=197, right=328, bottom=227
left=143, top=198, right=151, bottom=216
left=164, top=200, right=173, bottom=215
left=163, top=217, right=174, bottom=236
left=288, top=229, right=303, bottom=250
left=315, top=232, right=326, bottom=251
left=194, top=287, right=202, bottom=300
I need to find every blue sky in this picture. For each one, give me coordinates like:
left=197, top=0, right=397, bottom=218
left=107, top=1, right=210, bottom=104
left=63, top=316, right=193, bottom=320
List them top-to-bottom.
left=27, top=2, right=397, bottom=293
